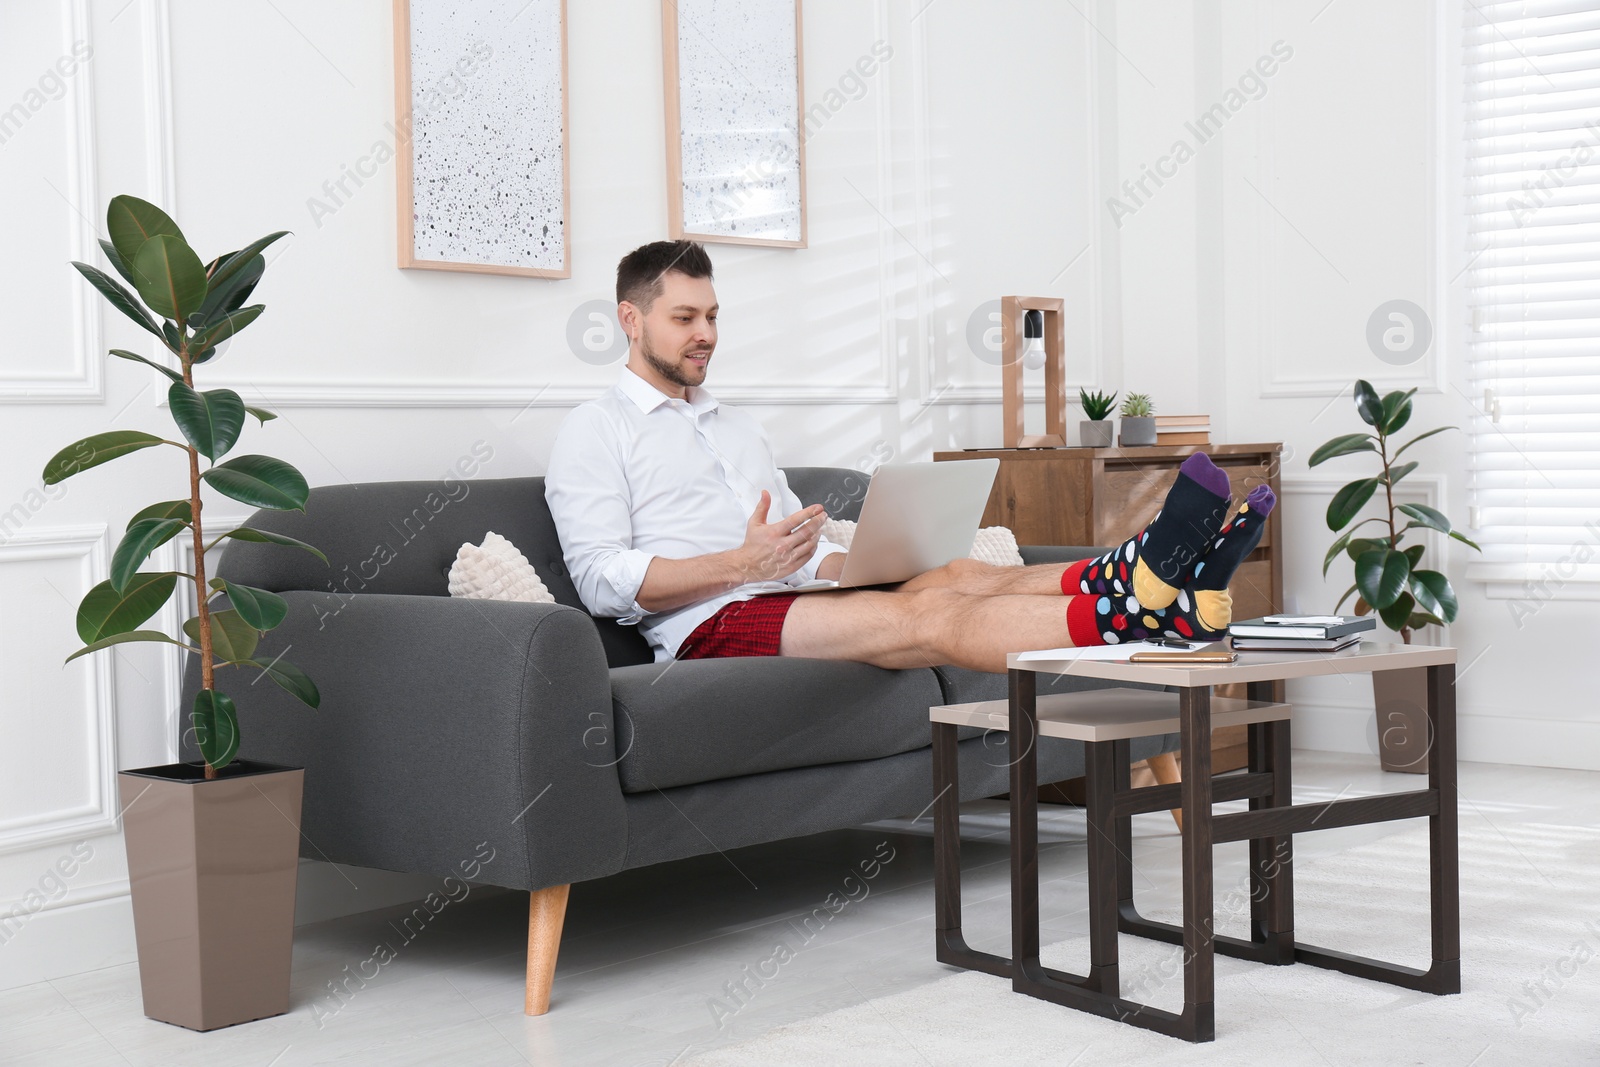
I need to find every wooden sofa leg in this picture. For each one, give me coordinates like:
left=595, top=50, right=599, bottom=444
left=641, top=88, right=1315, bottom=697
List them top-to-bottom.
left=1147, top=752, right=1183, bottom=832
left=525, top=884, right=570, bottom=1016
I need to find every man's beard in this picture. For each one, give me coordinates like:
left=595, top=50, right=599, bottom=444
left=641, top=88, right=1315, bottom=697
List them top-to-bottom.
left=640, top=325, right=711, bottom=389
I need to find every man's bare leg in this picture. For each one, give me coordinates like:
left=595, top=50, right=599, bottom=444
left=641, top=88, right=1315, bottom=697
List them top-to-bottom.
left=894, top=557, right=1071, bottom=598
left=779, top=587, right=1076, bottom=673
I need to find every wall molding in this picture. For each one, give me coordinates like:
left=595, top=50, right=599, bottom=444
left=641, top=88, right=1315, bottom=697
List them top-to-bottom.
left=0, top=0, right=103, bottom=404
left=914, top=0, right=1108, bottom=408
left=1251, top=0, right=1445, bottom=401
left=0, top=524, right=117, bottom=856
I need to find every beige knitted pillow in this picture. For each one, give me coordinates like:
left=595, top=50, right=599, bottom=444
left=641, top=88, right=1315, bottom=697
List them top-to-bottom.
left=818, top=519, right=1024, bottom=567
left=448, top=531, right=557, bottom=604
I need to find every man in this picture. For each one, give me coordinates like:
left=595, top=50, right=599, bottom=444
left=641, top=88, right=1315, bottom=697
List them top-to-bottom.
left=545, top=241, right=1274, bottom=674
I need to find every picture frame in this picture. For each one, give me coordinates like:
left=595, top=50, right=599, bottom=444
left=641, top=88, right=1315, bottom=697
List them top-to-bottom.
left=392, top=0, right=571, bottom=278
left=661, top=0, right=807, bottom=248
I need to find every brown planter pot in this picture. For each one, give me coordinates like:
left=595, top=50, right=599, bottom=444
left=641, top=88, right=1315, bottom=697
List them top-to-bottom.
left=1373, top=667, right=1431, bottom=774
left=120, top=760, right=304, bottom=1031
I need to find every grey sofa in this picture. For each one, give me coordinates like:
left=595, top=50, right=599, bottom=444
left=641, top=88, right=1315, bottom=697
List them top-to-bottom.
left=182, top=466, right=1176, bottom=1013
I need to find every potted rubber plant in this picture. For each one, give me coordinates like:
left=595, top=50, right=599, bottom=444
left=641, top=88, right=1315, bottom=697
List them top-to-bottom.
left=45, top=194, right=325, bottom=1030
left=1310, top=378, right=1479, bottom=773
left=1078, top=388, right=1117, bottom=447
left=1118, top=392, right=1156, bottom=446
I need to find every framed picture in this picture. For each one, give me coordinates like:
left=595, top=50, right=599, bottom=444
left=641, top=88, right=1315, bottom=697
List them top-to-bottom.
left=393, top=0, right=570, bottom=277
left=662, top=0, right=807, bottom=248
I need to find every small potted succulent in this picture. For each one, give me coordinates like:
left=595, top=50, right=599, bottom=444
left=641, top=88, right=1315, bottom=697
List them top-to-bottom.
left=1311, top=379, right=1480, bottom=773
left=1078, top=388, right=1117, bottom=447
left=1118, top=392, right=1156, bottom=446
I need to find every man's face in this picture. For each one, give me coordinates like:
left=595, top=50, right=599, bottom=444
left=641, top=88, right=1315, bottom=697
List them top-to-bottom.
left=626, top=271, right=718, bottom=394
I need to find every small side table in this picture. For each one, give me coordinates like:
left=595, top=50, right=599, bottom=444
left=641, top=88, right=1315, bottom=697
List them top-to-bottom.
left=930, top=641, right=1460, bottom=1043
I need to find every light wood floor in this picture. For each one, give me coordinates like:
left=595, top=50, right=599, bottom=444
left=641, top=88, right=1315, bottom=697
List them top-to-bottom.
left=2, top=752, right=1592, bottom=1066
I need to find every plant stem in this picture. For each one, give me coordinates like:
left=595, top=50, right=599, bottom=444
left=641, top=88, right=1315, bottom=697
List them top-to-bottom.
left=182, top=355, right=217, bottom=781
left=1379, top=424, right=1412, bottom=645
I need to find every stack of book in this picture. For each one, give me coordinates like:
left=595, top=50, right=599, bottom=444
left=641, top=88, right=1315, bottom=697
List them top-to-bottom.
left=1154, top=414, right=1211, bottom=445
left=1228, top=614, right=1377, bottom=652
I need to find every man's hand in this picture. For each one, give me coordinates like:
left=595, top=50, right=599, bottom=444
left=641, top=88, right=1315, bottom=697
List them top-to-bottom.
left=735, top=491, right=826, bottom=584
left=633, top=492, right=831, bottom=614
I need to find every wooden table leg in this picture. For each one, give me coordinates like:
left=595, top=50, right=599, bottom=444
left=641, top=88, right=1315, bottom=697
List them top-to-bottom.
left=1427, top=662, right=1461, bottom=993
left=1009, top=669, right=1042, bottom=985
left=1247, top=679, right=1294, bottom=963
left=1179, top=686, right=1216, bottom=1042
left=932, top=720, right=1009, bottom=976
left=1084, top=739, right=1120, bottom=994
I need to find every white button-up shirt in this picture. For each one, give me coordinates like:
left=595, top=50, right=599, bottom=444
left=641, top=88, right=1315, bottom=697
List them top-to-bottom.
left=544, top=368, right=846, bottom=660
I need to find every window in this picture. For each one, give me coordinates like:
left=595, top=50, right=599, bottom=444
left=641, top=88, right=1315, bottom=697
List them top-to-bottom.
left=1463, top=0, right=1600, bottom=590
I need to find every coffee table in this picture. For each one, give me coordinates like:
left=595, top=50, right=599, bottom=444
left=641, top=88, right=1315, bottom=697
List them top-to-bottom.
left=929, top=641, right=1460, bottom=1043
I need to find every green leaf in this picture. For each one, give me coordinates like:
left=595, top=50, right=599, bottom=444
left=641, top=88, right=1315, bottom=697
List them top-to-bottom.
left=107, top=194, right=185, bottom=265
left=204, top=232, right=287, bottom=297
left=132, top=234, right=209, bottom=324
left=98, top=239, right=137, bottom=286
left=198, top=253, right=264, bottom=323
left=72, top=262, right=162, bottom=338
left=191, top=305, right=264, bottom=362
left=109, top=348, right=183, bottom=385
left=1354, top=380, right=1384, bottom=428
left=168, top=382, right=246, bottom=461
left=1380, top=388, right=1417, bottom=435
left=244, top=406, right=278, bottom=425
left=1393, top=426, right=1456, bottom=459
left=42, top=430, right=165, bottom=485
left=1308, top=433, right=1377, bottom=467
left=201, top=456, right=309, bottom=511
left=1385, top=461, right=1419, bottom=487
left=1326, top=477, right=1380, bottom=532
left=128, top=499, right=192, bottom=528
left=1396, top=502, right=1453, bottom=535
left=111, top=518, right=186, bottom=592
left=219, top=526, right=327, bottom=563
left=1450, top=529, right=1483, bottom=552
left=1323, top=531, right=1354, bottom=577
left=1345, top=536, right=1388, bottom=563
left=1404, top=544, right=1425, bottom=569
left=1355, top=547, right=1411, bottom=610
left=1409, top=569, right=1459, bottom=623
left=76, top=572, right=178, bottom=644
left=209, top=578, right=288, bottom=631
left=1334, top=582, right=1359, bottom=612
left=1378, top=591, right=1417, bottom=632
left=184, top=608, right=261, bottom=664
left=1408, top=612, right=1444, bottom=631
left=65, top=629, right=187, bottom=664
left=243, top=656, right=320, bottom=708
left=191, top=689, right=240, bottom=770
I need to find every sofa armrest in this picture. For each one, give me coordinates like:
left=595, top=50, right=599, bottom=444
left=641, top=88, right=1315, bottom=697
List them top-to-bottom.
left=1019, top=545, right=1109, bottom=565
left=180, top=592, right=626, bottom=891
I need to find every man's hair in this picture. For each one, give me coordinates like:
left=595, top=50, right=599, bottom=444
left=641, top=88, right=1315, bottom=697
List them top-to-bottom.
left=616, top=240, right=713, bottom=312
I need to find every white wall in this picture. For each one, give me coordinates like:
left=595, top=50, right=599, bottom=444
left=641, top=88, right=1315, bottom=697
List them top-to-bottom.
left=0, top=0, right=1122, bottom=989
left=1, top=0, right=1590, bottom=992
left=1115, top=0, right=1597, bottom=770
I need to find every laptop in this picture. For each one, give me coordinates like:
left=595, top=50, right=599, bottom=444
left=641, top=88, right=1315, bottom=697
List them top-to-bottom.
left=779, top=459, right=1000, bottom=593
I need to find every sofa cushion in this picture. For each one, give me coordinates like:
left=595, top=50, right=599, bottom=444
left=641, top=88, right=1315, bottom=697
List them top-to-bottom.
left=609, top=657, right=945, bottom=793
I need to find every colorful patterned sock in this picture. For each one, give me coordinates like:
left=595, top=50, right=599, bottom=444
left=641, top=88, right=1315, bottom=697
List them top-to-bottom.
left=1059, top=452, right=1232, bottom=609
left=1064, top=484, right=1277, bottom=645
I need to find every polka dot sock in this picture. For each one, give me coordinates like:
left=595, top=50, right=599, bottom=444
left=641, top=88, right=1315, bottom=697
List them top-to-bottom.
left=1059, top=453, right=1233, bottom=610
left=1064, top=484, right=1277, bottom=646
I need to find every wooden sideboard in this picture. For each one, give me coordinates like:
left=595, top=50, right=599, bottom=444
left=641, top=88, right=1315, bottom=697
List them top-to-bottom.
left=934, top=442, right=1286, bottom=785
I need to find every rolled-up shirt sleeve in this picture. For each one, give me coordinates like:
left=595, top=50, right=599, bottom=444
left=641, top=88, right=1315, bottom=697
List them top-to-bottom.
left=544, top=409, right=654, bottom=621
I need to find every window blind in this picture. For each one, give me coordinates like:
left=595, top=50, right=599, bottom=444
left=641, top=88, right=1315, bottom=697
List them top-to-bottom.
left=1463, top=0, right=1600, bottom=586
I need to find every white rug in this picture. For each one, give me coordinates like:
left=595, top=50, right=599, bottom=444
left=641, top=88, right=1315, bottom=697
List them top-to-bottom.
left=687, top=822, right=1600, bottom=1066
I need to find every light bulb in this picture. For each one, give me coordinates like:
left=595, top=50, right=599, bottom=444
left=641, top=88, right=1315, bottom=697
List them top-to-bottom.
left=1021, top=309, right=1046, bottom=370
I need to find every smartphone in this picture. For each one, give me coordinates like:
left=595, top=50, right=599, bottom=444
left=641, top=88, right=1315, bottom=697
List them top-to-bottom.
left=1127, top=650, right=1238, bottom=663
